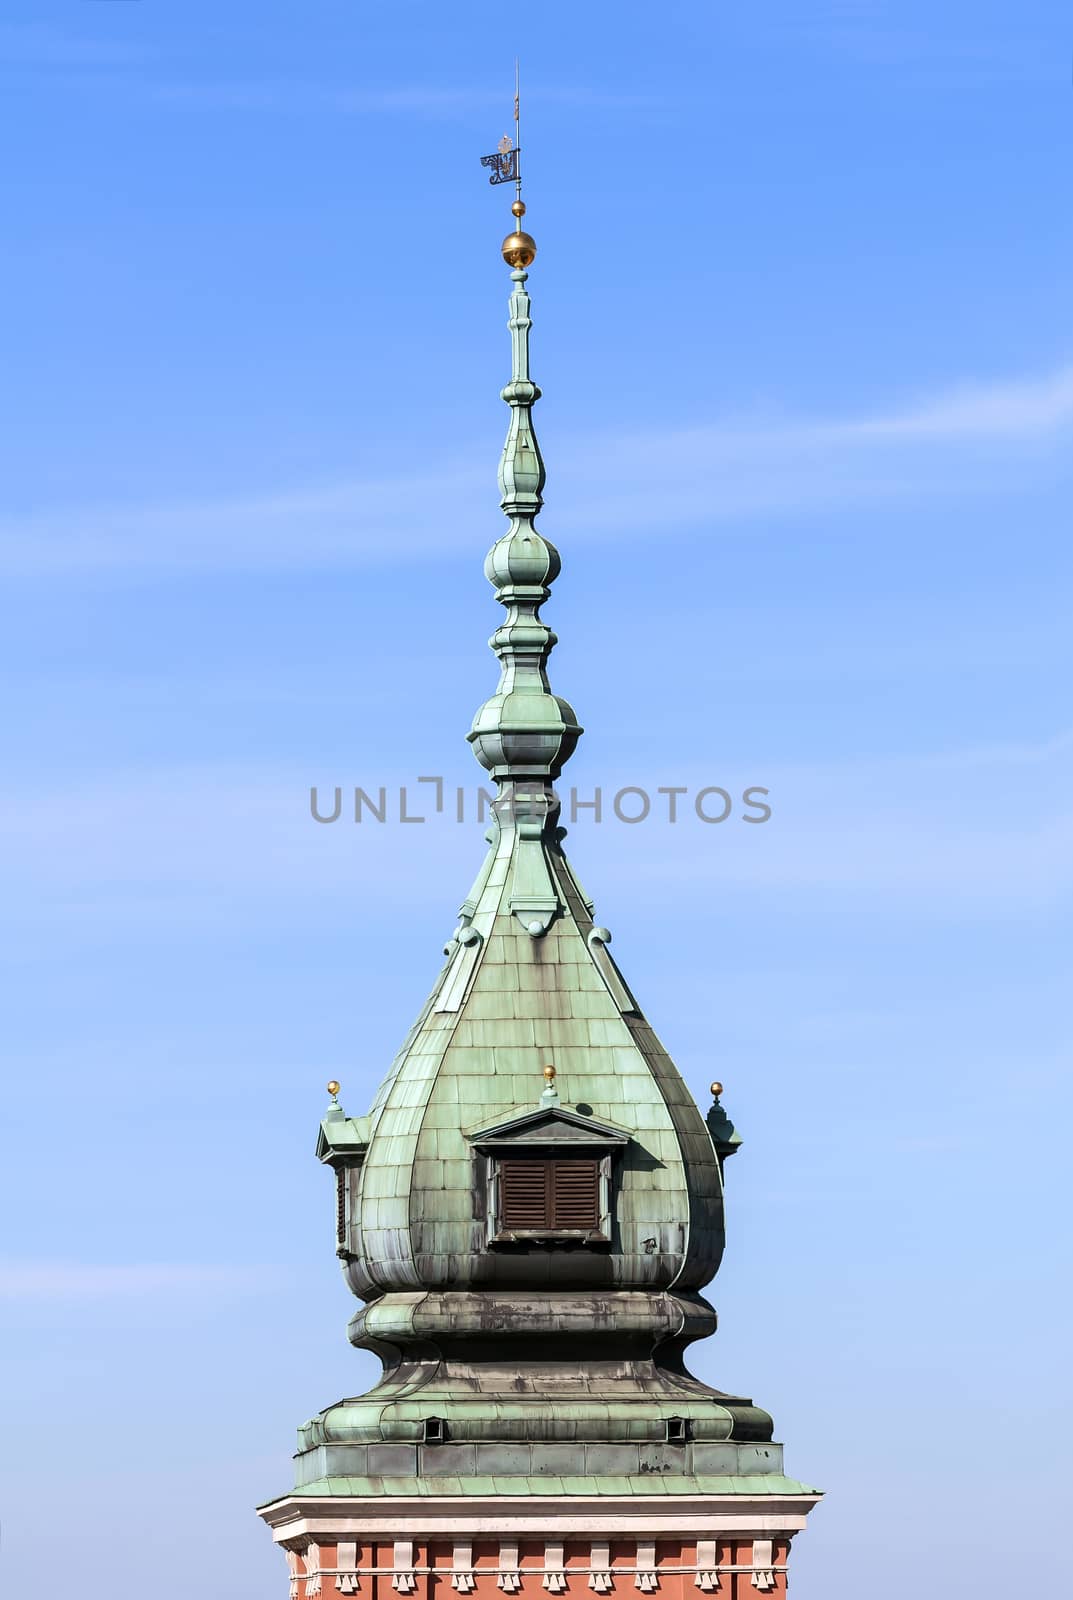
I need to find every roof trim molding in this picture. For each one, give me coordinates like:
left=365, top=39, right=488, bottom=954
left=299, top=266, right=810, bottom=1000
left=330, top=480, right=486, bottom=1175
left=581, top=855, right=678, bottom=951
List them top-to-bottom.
left=465, top=1104, right=631, bottom=1149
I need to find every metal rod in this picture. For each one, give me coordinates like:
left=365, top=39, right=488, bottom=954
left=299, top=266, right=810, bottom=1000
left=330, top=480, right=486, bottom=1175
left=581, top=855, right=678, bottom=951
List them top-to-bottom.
left=514, top=57, right=522, bottom=209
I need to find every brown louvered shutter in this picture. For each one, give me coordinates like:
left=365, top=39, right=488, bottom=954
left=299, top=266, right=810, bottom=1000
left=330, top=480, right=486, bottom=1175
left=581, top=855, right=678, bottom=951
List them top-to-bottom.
left=499, top=1156, right=601, bottom=1232
left=500, top=1158, right=551, bottom=1229
left=550, top=1158, right=600, bottom=1229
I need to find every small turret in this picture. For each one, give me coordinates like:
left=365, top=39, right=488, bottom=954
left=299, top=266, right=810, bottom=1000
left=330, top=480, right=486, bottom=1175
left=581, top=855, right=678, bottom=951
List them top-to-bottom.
left=706, top=1080, right=743, bottom=1172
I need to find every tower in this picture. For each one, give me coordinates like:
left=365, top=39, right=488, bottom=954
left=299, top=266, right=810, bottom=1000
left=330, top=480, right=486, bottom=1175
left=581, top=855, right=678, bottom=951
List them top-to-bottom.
left=258, top=171, right=820, bottom=1599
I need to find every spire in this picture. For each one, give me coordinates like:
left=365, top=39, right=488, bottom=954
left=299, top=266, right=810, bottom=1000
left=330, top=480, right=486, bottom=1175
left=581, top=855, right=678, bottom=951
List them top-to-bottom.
left=258, top=123, right=822, bottom=1582
left=468, top=187, right=582, bottom=821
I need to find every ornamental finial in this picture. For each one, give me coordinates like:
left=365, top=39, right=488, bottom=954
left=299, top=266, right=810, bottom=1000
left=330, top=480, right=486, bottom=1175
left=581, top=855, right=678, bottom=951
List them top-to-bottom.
left=481, top=61, right=537, bottom=269
left=469, top=82, right=580, bottom=798
left=468, top=91, right=581, bottom=935
left=540, top=1063, right=560, bottom=1107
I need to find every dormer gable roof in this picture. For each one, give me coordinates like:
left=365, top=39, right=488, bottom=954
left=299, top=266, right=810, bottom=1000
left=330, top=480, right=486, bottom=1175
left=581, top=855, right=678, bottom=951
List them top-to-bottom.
left=465, top=1104, right=631, bottom=1149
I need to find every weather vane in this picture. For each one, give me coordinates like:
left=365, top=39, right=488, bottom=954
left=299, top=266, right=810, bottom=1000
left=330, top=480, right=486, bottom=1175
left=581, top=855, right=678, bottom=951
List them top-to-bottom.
left=480, top=60, right=522, bottom=189
left=480, top=61, right=536, bottom=270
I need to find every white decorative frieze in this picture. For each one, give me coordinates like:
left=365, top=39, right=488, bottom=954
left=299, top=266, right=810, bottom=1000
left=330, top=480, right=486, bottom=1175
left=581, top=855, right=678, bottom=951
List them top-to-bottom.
left=498, top=1540, right=522, bottom=1592
left=693, top=1540, right=719, bottom=1591
left=336, top=1541, right=360, bottom=1593
left=392, top=1541, right=417, bottom=1593
left=452, top=1541, right=477, bottom=1592
left=543, top=1541, right=567, bottom=1593
left=589, top=1541, right=613, bottom=1592
left=750, top=1541, right=775, bottom=1592
left=306, top=1543, right=323, bottom=1597
left=634, top=1543, right=658, bottom=1592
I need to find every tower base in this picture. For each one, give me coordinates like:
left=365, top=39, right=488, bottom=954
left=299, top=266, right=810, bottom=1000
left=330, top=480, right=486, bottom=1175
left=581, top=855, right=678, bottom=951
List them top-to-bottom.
left=258, top=1491, right=820, bottom=1599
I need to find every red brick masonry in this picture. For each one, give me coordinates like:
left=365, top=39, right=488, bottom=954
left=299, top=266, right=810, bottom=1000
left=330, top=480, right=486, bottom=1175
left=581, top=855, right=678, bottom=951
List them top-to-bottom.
left=283, top=1538, right=793, bottom=1600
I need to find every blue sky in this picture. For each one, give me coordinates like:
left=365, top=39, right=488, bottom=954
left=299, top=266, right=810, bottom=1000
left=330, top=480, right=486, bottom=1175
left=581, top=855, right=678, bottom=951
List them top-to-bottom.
left=1, top=3, right=1071, bottom=1596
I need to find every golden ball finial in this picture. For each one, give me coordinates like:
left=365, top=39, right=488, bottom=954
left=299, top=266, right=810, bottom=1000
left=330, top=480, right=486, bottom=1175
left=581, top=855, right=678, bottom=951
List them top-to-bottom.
left=512, top=199, right=526, bottom=219
left=502, top=229, right=537, bottom=269
left=543, top=1064, right=557, bottom=1081
left=327, top=1080, right=341, bottom=1097
left=710, top=1081, right=723, bottom=1098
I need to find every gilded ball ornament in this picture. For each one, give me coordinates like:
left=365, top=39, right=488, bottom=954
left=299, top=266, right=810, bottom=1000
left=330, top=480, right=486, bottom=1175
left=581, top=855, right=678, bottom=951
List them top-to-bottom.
left=502, top=229, right=537, bottom=268
left=543, top=1064, right=557, bottom=1081
left=327, top=1079, right=341, bottom=1097
left=710, top=1081, right=723, bottom=1098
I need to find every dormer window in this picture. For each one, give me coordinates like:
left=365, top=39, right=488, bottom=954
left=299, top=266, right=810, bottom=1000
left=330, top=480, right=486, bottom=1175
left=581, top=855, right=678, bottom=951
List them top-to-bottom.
left=467, top=1105, right=629, bottom=1246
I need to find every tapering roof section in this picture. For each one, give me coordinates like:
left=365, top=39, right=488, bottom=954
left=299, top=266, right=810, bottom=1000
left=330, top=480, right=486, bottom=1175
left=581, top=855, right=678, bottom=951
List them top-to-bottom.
left=467, top=260, right=582, bottom=788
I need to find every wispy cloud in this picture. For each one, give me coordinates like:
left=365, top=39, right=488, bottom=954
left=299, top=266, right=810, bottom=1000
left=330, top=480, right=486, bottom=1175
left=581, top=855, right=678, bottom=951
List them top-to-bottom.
left=771, top=14, right=1054, bottom=87
left=0, top=22, right=150, bottom=70
left=0, top=27, right=654, bottom=116
left=146, top=79, right=657, bottom=117
left=1, top=365, right=1069, bottom=578
left=836, top=367, right=1073, bottom=440
left=0, top=468, right=485, bottom=578
left=583, top=731, right=1073, bottom=909
left=0, top=764, right=480, bottom=941
left=0, top=1261, right=290, bottom=1299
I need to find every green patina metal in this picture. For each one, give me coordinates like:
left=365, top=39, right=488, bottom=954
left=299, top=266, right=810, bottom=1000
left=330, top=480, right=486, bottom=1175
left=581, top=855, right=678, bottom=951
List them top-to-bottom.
left=268, top=244, right=817, bottom=1510
left=290, top=1476, right=817, bottom=1499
